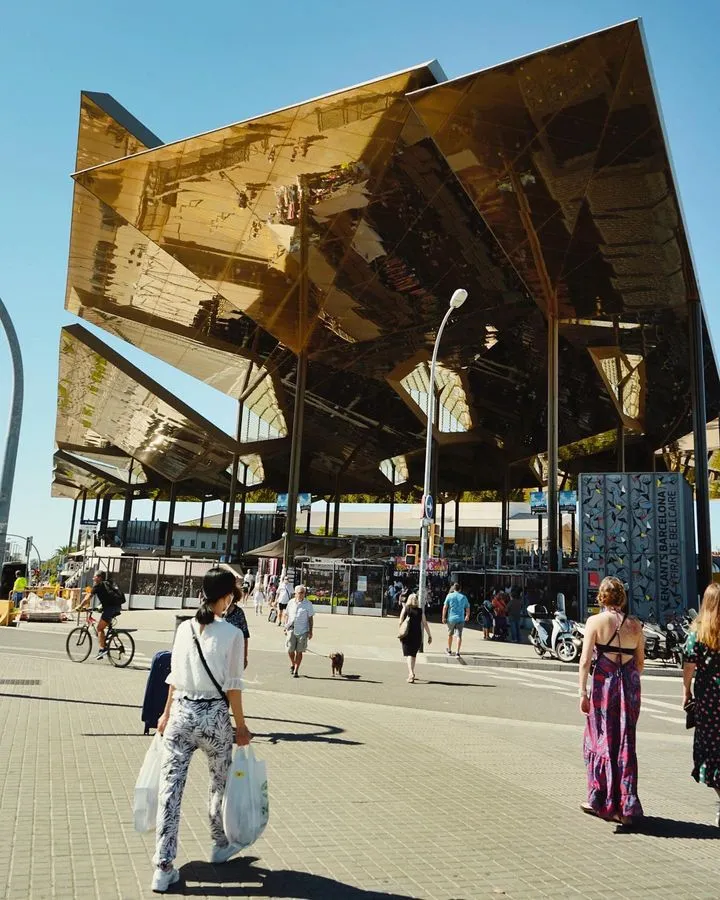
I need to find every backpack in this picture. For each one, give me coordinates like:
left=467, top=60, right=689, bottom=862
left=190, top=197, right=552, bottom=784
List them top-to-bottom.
left=106, top=581, right=126, bottom=606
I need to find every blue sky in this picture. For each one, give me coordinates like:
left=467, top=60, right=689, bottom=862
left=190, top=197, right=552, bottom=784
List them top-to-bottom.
left=1, top=0, right=720, bottom=557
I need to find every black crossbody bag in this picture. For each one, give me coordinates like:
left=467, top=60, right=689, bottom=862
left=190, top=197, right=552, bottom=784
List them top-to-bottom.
left=190, top=623, right=228, bottom=706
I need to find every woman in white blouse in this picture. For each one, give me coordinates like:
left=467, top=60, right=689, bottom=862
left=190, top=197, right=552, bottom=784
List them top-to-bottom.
left=152, top=568, right=252, bottom=893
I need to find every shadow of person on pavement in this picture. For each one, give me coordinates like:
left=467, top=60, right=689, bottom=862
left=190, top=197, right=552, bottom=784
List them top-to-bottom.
left=301, top=674, right=383, bottom=683
left=421, top=680, right=496, bottom=688
left=247, top=714, right=362, bottom=746
left=614, top=816, right=720, bottom=838
left=180, top=858, right=416, bottom=898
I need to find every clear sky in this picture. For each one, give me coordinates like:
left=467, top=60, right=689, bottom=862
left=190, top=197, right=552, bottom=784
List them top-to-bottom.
left=1, top=0, right=720, bottom=557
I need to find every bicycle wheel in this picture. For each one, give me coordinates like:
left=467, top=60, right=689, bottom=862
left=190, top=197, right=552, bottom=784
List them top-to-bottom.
left=66, top=626, right=92, bottom=663
left=106, top=630, right=135, bottom=668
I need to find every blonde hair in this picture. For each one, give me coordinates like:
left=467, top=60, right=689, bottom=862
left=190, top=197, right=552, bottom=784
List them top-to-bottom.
left=598, top=577, right=627, bottom=611
left=693, top=582, right=720, bottom=651
left=405, top=593, right=419, bottom=608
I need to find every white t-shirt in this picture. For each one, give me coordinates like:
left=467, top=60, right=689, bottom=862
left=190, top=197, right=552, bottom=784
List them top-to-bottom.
left=276, top=584, right=292, bottom=606
left=253, top=589, right=265, bottom=605
left=285, top=598, right=314, bottom=635
left=167, top=618, right=244, bottom=699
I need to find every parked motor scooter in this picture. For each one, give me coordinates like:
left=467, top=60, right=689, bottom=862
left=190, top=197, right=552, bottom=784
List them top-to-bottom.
left=527, top=604, right=581, bottom=663
left=643, top=612, right=692, bottom=668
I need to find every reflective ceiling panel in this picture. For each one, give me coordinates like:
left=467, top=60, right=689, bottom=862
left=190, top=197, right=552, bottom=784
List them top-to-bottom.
left=408, top=21, right=698, bottom=322
left=56, top=28, right=720, bottom=498
left=74, top=66, right=444, bottom=353
left=66, top=94, right=288, bottom=436
left=56, top=325, right=241, bottom=484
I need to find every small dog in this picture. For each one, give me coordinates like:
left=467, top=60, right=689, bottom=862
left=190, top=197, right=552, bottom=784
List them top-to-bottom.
left=329, top=651, right=344, bottom=677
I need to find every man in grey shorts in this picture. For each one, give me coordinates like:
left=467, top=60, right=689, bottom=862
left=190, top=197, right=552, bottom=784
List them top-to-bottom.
left=442, top=582, right=470, bottom=657
left=283, top=584, right=314, bottom=677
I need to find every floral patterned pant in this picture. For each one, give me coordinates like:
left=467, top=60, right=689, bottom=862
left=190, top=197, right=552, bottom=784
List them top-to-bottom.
left=154, top=698, right=233, bottom=867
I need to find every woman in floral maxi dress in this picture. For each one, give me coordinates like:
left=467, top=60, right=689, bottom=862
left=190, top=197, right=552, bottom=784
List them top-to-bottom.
left=577, top=577, right=645, bottom=825
left=682, top=582, right=720, bottom=827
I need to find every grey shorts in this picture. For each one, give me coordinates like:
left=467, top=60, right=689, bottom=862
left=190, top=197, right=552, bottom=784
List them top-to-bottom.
left=447, top=621, right=464, bottom=636
left=286, top=631, right=309, bottom=653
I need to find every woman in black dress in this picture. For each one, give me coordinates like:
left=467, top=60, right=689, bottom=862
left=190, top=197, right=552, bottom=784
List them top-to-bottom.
left=224, top=582, right=250, bottom=669
left=683, top=582, right=720, bottom=827
left=398, top=593, right=432, bottom=683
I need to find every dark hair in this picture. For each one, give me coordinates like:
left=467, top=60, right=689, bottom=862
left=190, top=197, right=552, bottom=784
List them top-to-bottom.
left=196, top=567, right=236, bottom=625
left=15, top=570, right=21, bottom=577
left=95, top=571, right=107, bottom=581
left=451, top=582, right=460, bottom=591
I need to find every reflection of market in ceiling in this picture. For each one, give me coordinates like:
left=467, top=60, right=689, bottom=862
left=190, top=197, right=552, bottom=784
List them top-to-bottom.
left=56, top=20, right=720, bottom=502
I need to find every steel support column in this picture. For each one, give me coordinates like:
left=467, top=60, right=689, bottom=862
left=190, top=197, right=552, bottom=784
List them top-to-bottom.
left=283, top=176, right=310, bottom=575
left=689, top=298, right=712, bottom=593
left=548, top=313, right=559, bottom=574
left=614, top=318, right=626, bottom=472
left=225, top=399, right=245, bottom=562
left=389, top=461, right=396, bottom=538
left=238, top=463, right=248, bottom=555
left=164, top=482, right=177, bottom=557
left=333, top=488, right=340, bottom=537
left=455, top=493, right=461, bottom=549
left=99, top=496, right=111, bottom=544
left=68, top=497, right=78, bottom=552
left=324, top=497, right=331, bottom=535
left=199, top=499, right=205, bottom=527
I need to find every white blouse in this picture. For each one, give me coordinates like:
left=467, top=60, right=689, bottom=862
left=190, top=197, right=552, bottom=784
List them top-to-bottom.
left=167, top=618, right=245, bottom=700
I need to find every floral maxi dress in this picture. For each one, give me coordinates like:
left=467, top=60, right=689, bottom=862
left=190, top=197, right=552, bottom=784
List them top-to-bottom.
left=684, top=632, right=720, bottom=788
left=583, top=655, right=644, bottom=819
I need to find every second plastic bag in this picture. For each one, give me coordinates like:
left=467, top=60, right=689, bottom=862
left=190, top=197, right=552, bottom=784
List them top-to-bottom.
left=133, top=733, right=163, bottom=832
left=222, top=745, right=269, bottom=848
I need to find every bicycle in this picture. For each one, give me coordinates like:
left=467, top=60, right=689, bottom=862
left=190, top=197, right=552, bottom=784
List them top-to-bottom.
left=65, top=607, right=136, bottom=667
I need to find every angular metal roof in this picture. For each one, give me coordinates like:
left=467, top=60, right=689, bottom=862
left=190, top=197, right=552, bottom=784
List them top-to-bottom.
left=56, top=21, right=719, bottom=500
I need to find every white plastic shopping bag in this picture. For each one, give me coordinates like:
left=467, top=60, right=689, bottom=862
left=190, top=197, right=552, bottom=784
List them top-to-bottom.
left=133, top=733, right=163, bottom=832
left=222, top=746, right=269, bottom=848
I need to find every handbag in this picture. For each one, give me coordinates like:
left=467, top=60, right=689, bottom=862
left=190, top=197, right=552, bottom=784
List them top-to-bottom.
left=398, top=614, right=410, bottom=640
left=191, top=623, right=228, bottom=705
left=684, top=698, right=696, bottom=729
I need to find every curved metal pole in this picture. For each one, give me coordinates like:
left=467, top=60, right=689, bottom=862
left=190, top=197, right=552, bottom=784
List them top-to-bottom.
left=0, top=296, right=23, bottom=572
left=418, top=304, right=455, bottom=610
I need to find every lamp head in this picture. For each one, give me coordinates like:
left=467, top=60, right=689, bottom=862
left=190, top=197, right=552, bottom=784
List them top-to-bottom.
left=449, top=289, right=468, bottom=309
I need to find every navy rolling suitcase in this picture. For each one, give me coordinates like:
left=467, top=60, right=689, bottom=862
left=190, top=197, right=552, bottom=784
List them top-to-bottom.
left=141, top=650, right=172, bottom=735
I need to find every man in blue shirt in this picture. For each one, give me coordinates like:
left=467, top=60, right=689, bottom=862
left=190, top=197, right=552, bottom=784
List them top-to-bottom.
left=442, top=582, right=470, bottom=657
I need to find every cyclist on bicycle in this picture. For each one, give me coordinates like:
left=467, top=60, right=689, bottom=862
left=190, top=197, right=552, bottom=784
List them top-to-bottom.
left=90, top=571, right=123, bottom=660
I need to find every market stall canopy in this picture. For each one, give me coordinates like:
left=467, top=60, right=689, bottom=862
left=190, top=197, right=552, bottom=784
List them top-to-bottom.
left=58, top=20, right=720, bottom=500
left=246, top=536, right=352, bottom=559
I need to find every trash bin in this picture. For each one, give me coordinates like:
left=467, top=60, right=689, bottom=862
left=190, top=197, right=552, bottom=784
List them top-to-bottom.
left=174, top=613, right=195, bottom=638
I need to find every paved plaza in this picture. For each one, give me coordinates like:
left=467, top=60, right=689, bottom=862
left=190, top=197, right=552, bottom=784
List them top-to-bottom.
left=0, top=613, right=717, bottom=899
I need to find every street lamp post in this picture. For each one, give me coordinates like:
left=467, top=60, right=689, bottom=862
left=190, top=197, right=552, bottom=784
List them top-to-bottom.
left=418, top=289, right=468, bottom=610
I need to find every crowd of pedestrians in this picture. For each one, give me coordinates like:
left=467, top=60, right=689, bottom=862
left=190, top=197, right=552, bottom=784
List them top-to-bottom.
left=147, top=566, right=720, bottom=890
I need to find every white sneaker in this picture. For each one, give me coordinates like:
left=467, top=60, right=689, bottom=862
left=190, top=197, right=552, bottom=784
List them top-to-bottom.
left=96, top=648, right=108, bottom=660
left=715, top=801, right=720, bottom=828
left=210, top=842, right=243, bottom=864
left=151, top=866, right=179, bottom=893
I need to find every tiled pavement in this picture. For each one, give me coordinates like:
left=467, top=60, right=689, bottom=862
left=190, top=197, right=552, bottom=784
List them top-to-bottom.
left=0, top=649, right=718, bottom=900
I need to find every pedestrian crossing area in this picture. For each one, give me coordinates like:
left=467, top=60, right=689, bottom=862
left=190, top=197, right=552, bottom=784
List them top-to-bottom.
left=472, top=665, right=687, bottom=725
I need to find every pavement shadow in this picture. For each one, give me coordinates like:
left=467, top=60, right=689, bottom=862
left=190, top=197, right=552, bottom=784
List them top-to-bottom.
left=302, top=674, right=383, bottom=683
left=421, top=680, right=496, bottom=688
left=0, top=691, right=139, bottom=710
left=247, top=715, right=362, bottom=747
left=615, top=816, right=720, bottom=839
left=180, top=859, right=415, bottom=898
